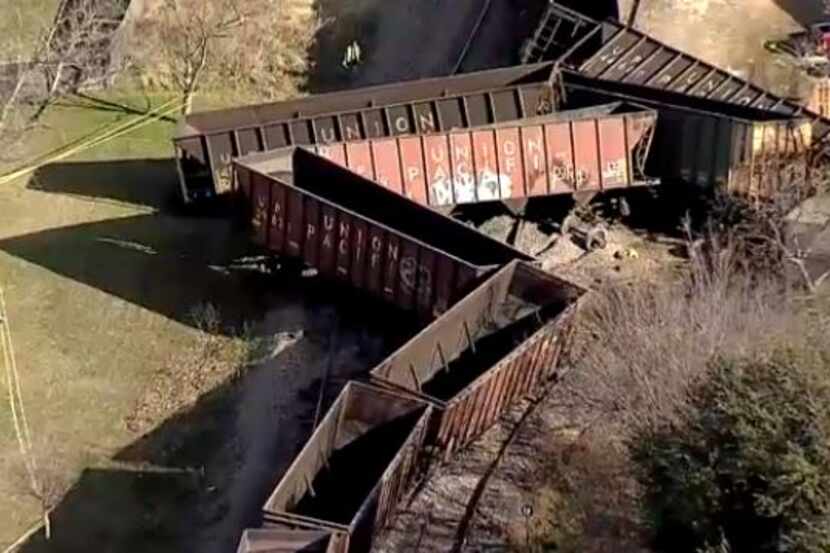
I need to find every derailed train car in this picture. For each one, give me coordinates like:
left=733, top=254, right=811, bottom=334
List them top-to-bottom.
left=522, top=2, right=830, bottom=140
left=173, top=63, right=559, bottom=203
left=560, top=71, right=813, bottom=200
left=306, top=102, right=657, bottom=207
left=233, top=148, right=531, bottom=318
left=370, top=260, right=586, bottom=453
left=261, top=382, right=433, bottom=553
left=236, top=529, right=334, bottom=553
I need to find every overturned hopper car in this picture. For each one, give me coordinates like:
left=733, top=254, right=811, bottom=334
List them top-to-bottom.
left=523, top=3, right=830, bottom=140
left=173, top=63, right=559, bottom=203
left=561, top=71, right=813, bottom=201
left=305, top=102, right=657, bottom=207
left=234, top=148, right=531, bottom=318
left=370, top=260, right=586, bottom=453
left=261, top=382, right=432, bottom=553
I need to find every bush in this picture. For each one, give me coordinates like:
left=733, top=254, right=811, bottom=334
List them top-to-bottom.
left=630, top=353, right=830, bottom=553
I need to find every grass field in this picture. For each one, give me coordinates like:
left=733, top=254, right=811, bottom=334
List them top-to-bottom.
left=0, top=0, right=60, bottom=61
left=0, top=86, right=409, bottom=552
left=0, top=90, right=258, bottom=549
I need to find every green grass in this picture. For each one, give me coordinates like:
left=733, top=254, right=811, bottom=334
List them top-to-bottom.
left=0, top=90, right=202, bottom=548
left=6, top=92, right=179, bottom=170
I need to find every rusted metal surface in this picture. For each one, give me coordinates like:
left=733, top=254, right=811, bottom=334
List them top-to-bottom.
left=525, top=3, right=830, bottom=140
left=173, top=63, right=559, bottom=203
left=560, top=71, right=813, bottom=199
left=808, top=79, right=830, bottom=119
left=306, top=103, right=657, bottom=207
left=726, top=120, right=813, bottom=201
left=234, top=149, right=531, bottom=318
left=370, top=260, right=585, bottom=452
left=261, top=382, right=431, bottom=553
left=236, top=528, right=334, bottom=553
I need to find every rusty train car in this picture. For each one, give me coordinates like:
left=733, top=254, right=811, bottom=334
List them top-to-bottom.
left=523, top=2, right=830, bottom=139
left=169, top=4, right=826, bottom=553
left=173, top=63, right=560, bottom=203
left=559, top=71, right=813, bottom=200
left=305, top=102, right=657, bottom=207
left=234, top=148, right=531, bottom=318
left=230, top=157, right=585, bottom=552
left=370, top=260, right=585, bottom=453
left=261, top=382, right=432, bottom=553
left=236, top=529, right=334, bottom=553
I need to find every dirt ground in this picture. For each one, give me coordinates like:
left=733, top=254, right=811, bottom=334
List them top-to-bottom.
left=618, top=0, right=823, bottom=99
left=373, top=385, right=608, bottom=553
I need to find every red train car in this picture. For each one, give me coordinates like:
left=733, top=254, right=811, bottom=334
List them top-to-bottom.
left=173, top=63, right=558, bottom=203
left=307, top=102, right=657, bottom=207
left=234, top=148, right=531, bottom=318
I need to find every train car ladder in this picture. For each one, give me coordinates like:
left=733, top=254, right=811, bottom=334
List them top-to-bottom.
left=522, top=3, right=589, bottom=63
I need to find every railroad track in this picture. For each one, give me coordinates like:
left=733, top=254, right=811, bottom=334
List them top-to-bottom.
left=204, top=72, right=808, bottom=553
left=223, top=82, right=607, bottom=553
left=232, top=147, right=586, bottom=553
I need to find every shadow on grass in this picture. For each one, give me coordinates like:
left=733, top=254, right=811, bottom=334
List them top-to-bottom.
left=551, top=0, right=619, bottom=21
left=53, top=93, right=180, bottom=124
left=29, top=159, right=180, bottom=211
left=0, top=213, right=264, bottom=334
left=14, top=276, right=418, bottom=553
left=18, top=467, right=201, bottom=553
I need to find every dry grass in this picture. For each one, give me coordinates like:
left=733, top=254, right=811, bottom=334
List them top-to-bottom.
left=127, top=0, right=324, bottom=107
left=535, top=215, right=824, bottom=551
left=566, top=246, right=794, bottom=436
left=124, top=303, right=255, bottom=436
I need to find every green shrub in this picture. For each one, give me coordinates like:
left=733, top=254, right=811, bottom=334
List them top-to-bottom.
left=630, top=354, right=830, bottom=553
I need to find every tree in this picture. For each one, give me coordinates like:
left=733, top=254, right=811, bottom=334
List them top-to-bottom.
left=0, top=0, right=127, bottom=157
left=31, top=0, right=129, bottom=117
left=130, top=0, right=321, bottom=114
left=150, top=0, right=244, bottom=115
left=630, top=354, right=830, bottom=553
left=10, top=442, right=76, bottom=541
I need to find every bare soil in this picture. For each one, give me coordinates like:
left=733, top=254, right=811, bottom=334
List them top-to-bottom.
left=618, top=0, right=816, bottom=99
left=372, top=388, right=599, bottom=553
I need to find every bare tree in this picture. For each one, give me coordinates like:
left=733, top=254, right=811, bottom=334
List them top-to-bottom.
left=0, top=0, right=128, bottom=156
left=29, top=0, right=128, bottom=118
left=130, top=0, right=322, bottom=114
left=150, top=0, right=245, bottom=114
left=0, top=8, right=40, bottom=157
left=705, top=156, right=830, bottom=294
left=11, top=443, right=76, bottom=541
